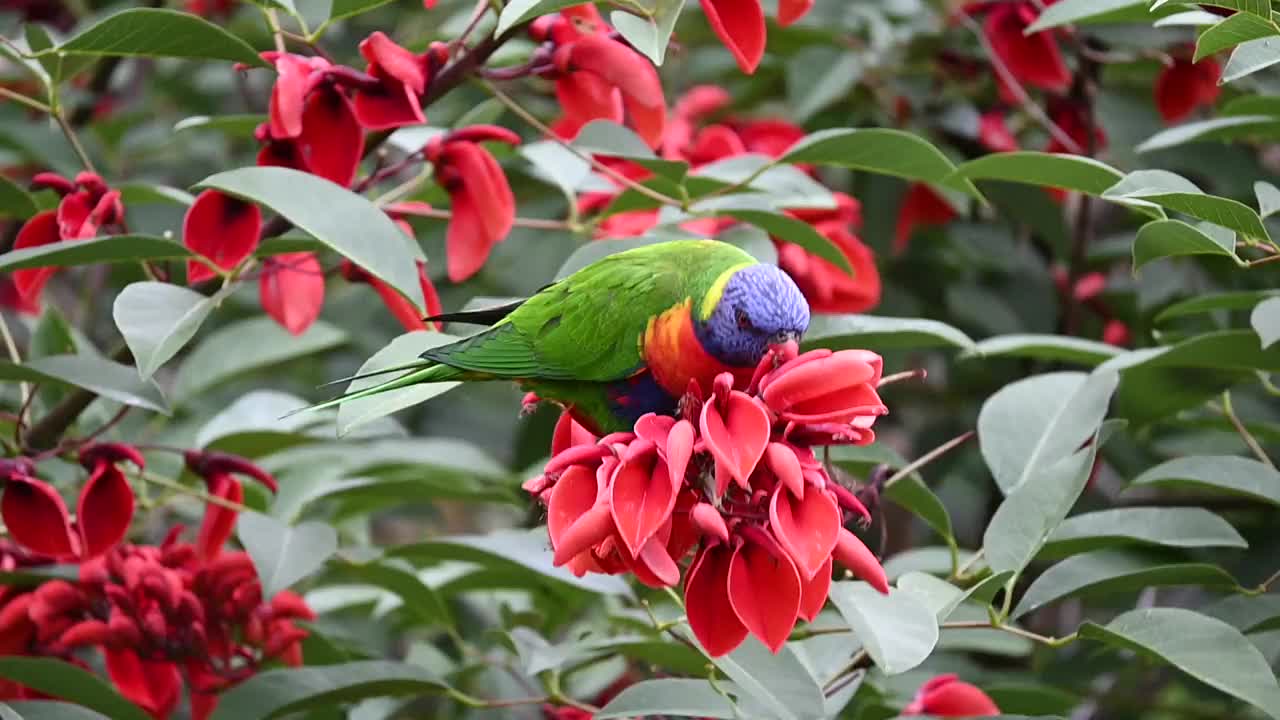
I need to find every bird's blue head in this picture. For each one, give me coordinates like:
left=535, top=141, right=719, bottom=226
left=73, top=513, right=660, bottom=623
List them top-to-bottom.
left=696, top=263, right=811, bottom=367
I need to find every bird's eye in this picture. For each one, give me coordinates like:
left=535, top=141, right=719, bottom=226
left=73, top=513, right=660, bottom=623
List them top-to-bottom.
left=735, top=308, right=754, bottom=330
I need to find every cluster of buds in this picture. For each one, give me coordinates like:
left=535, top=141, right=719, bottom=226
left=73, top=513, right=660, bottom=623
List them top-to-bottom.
left=524, top=346, right=891, bottom=656
left=0, top=445, right=309, bottom=718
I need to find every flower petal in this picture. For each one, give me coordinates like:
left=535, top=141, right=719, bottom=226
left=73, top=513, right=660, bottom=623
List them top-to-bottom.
left=700, top=0, right=766, bottom=74
left=778, top=0, right=813, bottom=25
left=566, top=34, right=665, bottom=109
left=268, top=53, right=314, bottom=139
left=298, top=86, right=364, bottom=187
left=184, top=190, right=262, bottom=285
left=12, top=210, right=61, bottom=300
left=260, top=252, right=325, bottom=336
left=700, top=390, right=771, bottom=486
left=552, top=411, right=599, bottom=455
left=665, top=419, right=694, bottom=488
left=765, top=442, right=804, bottom=499
left=610, top=455, right=677, bottom=557
left=76, top=462, right=134, bottom=558
left=194, top=473, right=243, bottom=560
left=1, top=475, right=78, bottom=558
left=769, top=485, right=840, bottom=580
left=833, top=527, right=888, bottom=594
left=728, top=533, right=802, bottom=652
left=634, top=534, right=680, bottom=587
left=685, top=544, right=748, bottom=656
left=798, top=556, right=831, bottom=622
left=105, top=648, right=183, bottom=719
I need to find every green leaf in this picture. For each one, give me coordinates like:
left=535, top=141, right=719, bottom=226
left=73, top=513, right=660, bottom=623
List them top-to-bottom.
left=328, top=0, right=397, bottom=21
left=495, top=0, right=586, bottom=35
left=611, top=0, right=684, bottom=65
left=1025, top=0, right=1144, bottom=32
left=1195, top=0, right=1273, bottom=19
left=53, top=9, right=267, bottom=66
left=1197, top=11, right=1280, bottom=60
left=1222, top=36, right=1280, bottom=82
left=786, top=47, right=863, bottom=123
left=174, top=114, right=265, bottom=137
left=1136, top=115, right=1280, bottom=153
left=571, top=120, right=688, bottom=180
left=779, top=129, right=968, bottom=190
left=521, top=140, right=593, bottom=202
left=950, top=152, right=1124, bottom=194
left=197, top=167, right=425, bottom=309
left=0, top=176, right=36, bottom=220
left=1108, top=177, right=1269, bottom=242
left=1257, top=181, right=1280, bottom=217
left=684, top=197, right=852, bottom=274
left=1132, top=219, right=1241, bottom=269
left=0, top=235, right=192, bottom=272
left=112, top=282, right=226, bottom=378
left=1155, top=291, right=1278, bottom=323
left=1251, top=297, right=1280, bottom=348
left=805, top=315, right=975, bottom=351
left=172, top=317, right=346, bottom=403
left=1099, top=330, right=1280, bottom=374
left=337, top=331, right=462, bottom=436
left=965, top=334, right=1123, bottom=366
left=0, top=355, right=167, bottom=413
left=978, top=371, right=1118, bottom=494
left=984, top=442, right=1098, bottom=576
left=1128, top=455, right=1280, bottom=507
left=885, top=475, right=954, bottom=544
left=1044, top=507, right=1247, bottom=557
left=238, top=511, right=338, bottom=598
left=390, top=528, right=632, bottom=596
left=1013, top=550, right=1239, bottom=618
left=336, top=559, right=451, bottom=627
left=897, top=570, right=1014, bottom=621
left=827, top=582, right=939, bottom=675
left=1203, top=594, right=1280, bottom=634
left=1080, top=608, right=1280, bottom=718
left=689, top=636, right=826, bottom=720
left=0, top=658, right=150, bottom=720
left=209, top=660, right=450, bottom=720
left=596, top=678, right=738, bottom=719
left=1, top=701, right=112, bottom=720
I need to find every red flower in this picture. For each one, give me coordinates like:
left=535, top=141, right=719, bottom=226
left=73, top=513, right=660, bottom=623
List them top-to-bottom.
left=701, top=0, right=767, bottom=74
left=778, top=0, right=814, bottom=26
left=974, top=1, right=1071, bottom=100
left=351, top=32, right=430, bottom=130
left=257, top=52, right=365, bottom=187
left=264, top=52, right=328, bottom=139
left=1154, top=55, right=1221, bottom=124
left=663, top=84, right=732, bottom=158
left=293, top=86, right=365, bottom=187
left=1046, top=97, right=1106, bottom=155
left=978, top=110, right=1019, bottom=153
left=736, top=118, right=805, bottom=158
left=425, top=127, right=520, bottom=282
left=10, top=172, right=124, bottom=304
left=895, top=184, right=958, bottom=254
left=183, top=190, right=262, bottom=285
left=776, top=194, right=882, bottom=314
left=259, top=252, right=325, bottom=335
left=0, top=275, right=40, bottom=316
left=1103, top=319, right=1131, bottom=347
left=528, top=346, right=892, bottom=657
left=0, top=446, right=140, bottom=561
left=183, top=451, right=278, bottom=560
left=902, top=675, right=1001, bottom=717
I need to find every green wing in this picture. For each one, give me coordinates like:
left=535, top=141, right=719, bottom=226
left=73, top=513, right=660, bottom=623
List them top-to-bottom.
left=423, top=240, right=754, bottom=383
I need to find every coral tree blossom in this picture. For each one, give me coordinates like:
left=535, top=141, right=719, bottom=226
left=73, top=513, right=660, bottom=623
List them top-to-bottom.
left=700, top=0, right=816, bottom=75
left=1154, top=54, right=1221, bottom=124
left=524, top=345, right=890, bottom=656
left=902, top=674, right=1001, bottom=717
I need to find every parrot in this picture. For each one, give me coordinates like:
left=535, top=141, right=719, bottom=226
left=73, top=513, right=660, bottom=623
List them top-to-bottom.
left=310, top=239, right=812, bottom=434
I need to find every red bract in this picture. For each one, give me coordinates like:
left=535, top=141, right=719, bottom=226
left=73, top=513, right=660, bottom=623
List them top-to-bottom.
left=701, top=0, right=767, bottom=74
left=973, top=1, right=1071, bottom=100
left=351, top=32, right=429, bottom=130
left=553, top=32, right=667, bottom=148
left=1154, top=55, right=1221, bottom=124
left=426, top=128, right=519, bottom=282
left=895, top=184, right=958, bottom=254
left=183, top=190, right=262, bottom=285
left=776, top=194, right=882, bottom=314
left=259, top=252, right=325, bottom=335
left=527, top=347, right=893, bottom=656
left=0, top=445, right=141, bottom=561
left=902, top=674, right=1001, bottom=717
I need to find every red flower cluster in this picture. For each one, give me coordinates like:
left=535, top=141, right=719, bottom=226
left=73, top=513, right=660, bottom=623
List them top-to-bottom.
left=530, top=6, right=666, bottom=147
left=1154, top=51, right=1221, bottom=124
left=572, top=83, right=882, bottom=315
left=7, top=172, right=124, bottom=312
left=1051, top=266, right=1131, bottom=347
left=524, top=346, right=891, bottom=657
left=0, top=446, right=309, bottom=718
left=901, top=674, right=1000, bottom=717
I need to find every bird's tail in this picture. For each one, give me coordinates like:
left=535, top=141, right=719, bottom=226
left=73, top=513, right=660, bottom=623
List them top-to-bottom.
left=284, top=361, right=462, bottom=418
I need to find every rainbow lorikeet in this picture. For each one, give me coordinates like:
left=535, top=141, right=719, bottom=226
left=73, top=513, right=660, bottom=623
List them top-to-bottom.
left=313, top=240, right=811, bottom=434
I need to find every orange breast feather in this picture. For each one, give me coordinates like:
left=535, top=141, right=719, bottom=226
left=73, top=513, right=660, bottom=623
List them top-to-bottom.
left=641, top=300, right=753, bottom=397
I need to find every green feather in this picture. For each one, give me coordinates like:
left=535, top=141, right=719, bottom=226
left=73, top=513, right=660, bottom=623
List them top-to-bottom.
left=294, top=240, right=757, bottom=429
